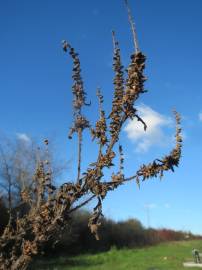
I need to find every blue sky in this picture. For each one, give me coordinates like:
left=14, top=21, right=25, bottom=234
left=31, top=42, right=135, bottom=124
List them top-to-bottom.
left=0, top=0, right=202, bottom=234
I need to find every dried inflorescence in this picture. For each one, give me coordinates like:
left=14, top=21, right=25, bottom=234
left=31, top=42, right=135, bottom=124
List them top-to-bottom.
left=0, top=2, right=182, bottom=270
left=109, top=31, right=125, bottom=140
left=62, top=41, right=87, bottom=113
left=62, top=41, right=90, bottom=183
left=62, top=41, right=90, bottom=140
left=123, top=51, right=147, bottom=121
left=91, top=89, right=108, bottom=146
left=136, top=111, right=182, bottom=181
left=118, top=145, right=124, bottom=174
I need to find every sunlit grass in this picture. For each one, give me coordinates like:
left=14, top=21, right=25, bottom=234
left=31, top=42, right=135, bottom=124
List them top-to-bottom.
left=33, top=240, right=202, bottom=270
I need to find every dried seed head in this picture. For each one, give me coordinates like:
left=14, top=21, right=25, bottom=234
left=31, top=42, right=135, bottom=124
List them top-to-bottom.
left=109, top=31, right=125, bottom=140
left=91, top=88, right=108, bottom=146
left=44, top=139, right=49, bottom=145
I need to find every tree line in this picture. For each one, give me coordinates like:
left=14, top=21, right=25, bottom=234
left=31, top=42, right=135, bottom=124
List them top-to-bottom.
left=1, top=198, right=200, bottom=258
left=43, top=210, right=201, bottom=256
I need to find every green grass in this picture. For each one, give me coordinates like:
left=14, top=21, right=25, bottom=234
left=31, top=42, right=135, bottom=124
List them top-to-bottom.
left=33, top=240, right=202, bottom=270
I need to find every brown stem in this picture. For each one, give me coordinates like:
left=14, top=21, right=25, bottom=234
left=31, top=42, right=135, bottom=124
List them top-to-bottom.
left=124, top=0, right=140, bottom=52
left=112, top=30, right=117, bottom=51
left=106, top=114, right=127, bottom=155
left=77, top=128, right=82, bottom=183
left=68, top=194, right=96, bottom=214
left=11, top=255, right=32, bottom=270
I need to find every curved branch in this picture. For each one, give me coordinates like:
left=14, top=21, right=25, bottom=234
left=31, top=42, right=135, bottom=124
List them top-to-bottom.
left=103, top=111, right=182, bottom=189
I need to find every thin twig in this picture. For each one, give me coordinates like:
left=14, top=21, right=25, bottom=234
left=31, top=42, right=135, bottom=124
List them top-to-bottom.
left=124, top=0, right=140, bottom=52
left=112, top=30, right=117, bottom=51
left=77, top=129, right=82, bottom=183
left=68, top=195, right=96, bottom=214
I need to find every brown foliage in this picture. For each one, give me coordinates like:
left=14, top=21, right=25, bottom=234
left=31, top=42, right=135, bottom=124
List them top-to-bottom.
left=0, top=1, right=182, bottom=269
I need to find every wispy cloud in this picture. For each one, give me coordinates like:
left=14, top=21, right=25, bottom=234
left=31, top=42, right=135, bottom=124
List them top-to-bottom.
left=124, top=104, right=172, bottom=153
left=199, top=112, right=202, bottom=122
left=16, top=133, right=31, bottom=143
left=144, top=203, right=157, bottom=209
left=145, top=203, right=171, bottom=210
left=164, top=203, right=171, bottom=209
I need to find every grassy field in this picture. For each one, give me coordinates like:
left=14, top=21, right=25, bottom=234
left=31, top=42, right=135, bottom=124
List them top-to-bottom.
left=32, top=240, right=202, bottom=270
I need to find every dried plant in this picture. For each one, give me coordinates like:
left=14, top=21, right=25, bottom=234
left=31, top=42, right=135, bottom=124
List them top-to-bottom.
left=0, top=1, right=182, bottom=269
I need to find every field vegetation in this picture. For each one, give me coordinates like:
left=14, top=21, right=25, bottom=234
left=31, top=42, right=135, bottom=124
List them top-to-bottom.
left=32, top=240, right=202, bottom=270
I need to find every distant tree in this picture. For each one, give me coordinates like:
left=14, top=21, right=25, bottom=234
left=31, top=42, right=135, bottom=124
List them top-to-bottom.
left=0, top=1, right=182, bottom=269
left=0, top=136, right=65, bottom=209
left=0, top=136, right=40, bottom=209
left=0, top=199, right=8, bottom=235
left=35, top=212, right=194, bottom=256
left=53, top=212, right=145, bottom=254
left=114, top=219, right=145, bottom=248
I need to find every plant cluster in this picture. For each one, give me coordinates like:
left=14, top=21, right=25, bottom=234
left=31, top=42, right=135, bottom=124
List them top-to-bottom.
left=0, top=1, right=182, bottom=269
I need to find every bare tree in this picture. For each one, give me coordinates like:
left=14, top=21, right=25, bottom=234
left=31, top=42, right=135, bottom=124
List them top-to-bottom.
left=0, top=1, right=182, bottom=269
left=0, top=136, right=64, bottom=208
left=0, top=136, right=36, bottom=203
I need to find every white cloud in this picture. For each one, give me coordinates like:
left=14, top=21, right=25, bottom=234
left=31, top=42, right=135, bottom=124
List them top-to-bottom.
left=124, top=104, right=172, bottom=152
left=199, top=112, right=202, bottom=122
left=16, top=133, right=31, bottom=143
left=144, top=203, right=157, bottom=209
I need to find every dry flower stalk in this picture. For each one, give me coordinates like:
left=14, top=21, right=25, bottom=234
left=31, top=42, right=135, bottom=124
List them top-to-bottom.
left=0, top=1, right=182, bottom=269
